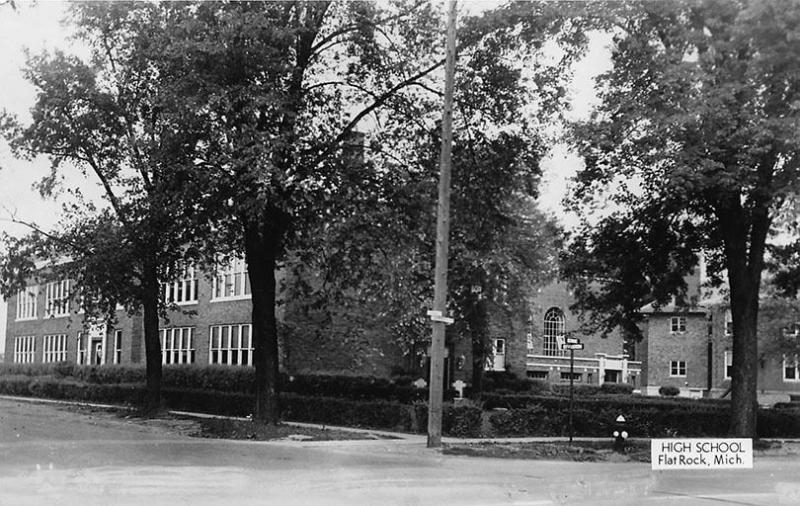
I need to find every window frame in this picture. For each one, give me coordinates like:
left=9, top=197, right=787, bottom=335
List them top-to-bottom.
left=211, top=257, right=251, bottom=302
left=163, top=265, right=199, bottom=306
left=45, top=279, right=70, bottom=318
left=15, top=285, right=38, bottom=321
left=543, top=307, right=566, bottom=357
left=670, top=316, right=687, bottom=334
left=209, top=324, right=253, bottom=366
left=160, top=327, right=196, bottom=365
left=113, top=330, right=123, bottom=364
left=42, top=334, right=68, bottom=363
left=13, top=335, right=36, bottom=364
left=724, top=351, right=733, bottom=380
left=784, top=355, right=800, bottom=382
left=670, top=360, right=687, bottom=377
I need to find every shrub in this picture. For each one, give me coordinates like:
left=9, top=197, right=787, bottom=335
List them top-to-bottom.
left=482, top=371, right=531, bottom=392
left=600, top=383, right=635, bottom=395
left=659, top=385, right=681, bottom=397
left=281, top=393, right=413, bottom=431
left=411, top=403, right=484, bottom=437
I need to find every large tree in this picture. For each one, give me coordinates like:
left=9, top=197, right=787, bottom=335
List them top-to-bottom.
left=147, top=0, right=589, bottom=421
left=563, top=0, right=800, bottom=437
left=0, top=3, right=207, bottom=409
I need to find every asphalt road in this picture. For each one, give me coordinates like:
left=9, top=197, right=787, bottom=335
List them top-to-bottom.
left=0, top=398, right=799, bottom=506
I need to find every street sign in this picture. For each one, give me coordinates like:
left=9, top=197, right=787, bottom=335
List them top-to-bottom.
left=565, top=337, right=581, bottom=345
left=562, top=343, right=584, bottom=350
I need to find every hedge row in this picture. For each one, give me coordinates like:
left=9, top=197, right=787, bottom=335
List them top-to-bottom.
left=0, top=364, right=454, bottom=402
left=0, top=374, right=474, bottom=435
left=2, top=374, right=799, bottom=437
left=481, top=392, right=730, bottom=411
left=487, top=404, right=800, bottom=438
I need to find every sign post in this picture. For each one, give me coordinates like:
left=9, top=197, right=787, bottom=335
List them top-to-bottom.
left=560, top=336, right=583, bottom=444
left=569, top=347, right=574, bottom=444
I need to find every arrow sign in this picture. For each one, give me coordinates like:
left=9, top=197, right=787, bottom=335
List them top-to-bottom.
left=565, top=337, right=581, bottom=345
left=562, top=343, right=584, bottom=350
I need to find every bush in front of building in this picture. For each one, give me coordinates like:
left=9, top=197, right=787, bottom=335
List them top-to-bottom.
left=481, top=370, right=543, bottom=393
left=658, top=385, right=681, bottom=396
left=281, top=393, right=414, bottom=432
left=411, top=402, right=484, bottom=437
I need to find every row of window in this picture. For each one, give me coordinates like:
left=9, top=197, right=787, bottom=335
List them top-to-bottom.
left=15, top=259, right=251, bottom=321
left=16, top=281, right=70, bottom=321
left=13, top=324, right=254, bottom=367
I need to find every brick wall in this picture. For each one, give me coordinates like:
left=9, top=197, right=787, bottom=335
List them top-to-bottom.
left=644, top=312, right=707, bottom=390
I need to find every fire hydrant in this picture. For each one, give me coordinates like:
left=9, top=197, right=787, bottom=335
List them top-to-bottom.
left=612, top=414, right=628, bottom=453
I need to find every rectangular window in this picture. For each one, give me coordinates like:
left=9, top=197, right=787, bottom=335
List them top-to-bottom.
left=211, top=257, right=250, bottom=301
left=164, top=265, right=198, bottom=305
left=45, top=279, right=70, bottom=317
left=16, top=285, right=38, bottom=320
left=725, top=310, right=733, bottom=336
left=670, top=316, right=687, bottom=334
left=209, top=324, right=253, bottom=366
left=160, top=327, right=195, bottom=364
left=113, top=330, right=122, bottom=364
left=76, top=332, right=88, bottom=365
left=42, top=334, right=68, bottom=363
left=13, top=336, right=35, bottom=363
left=725, top=351, right=733, bottom=380
left=784, top=356, right=799, bottom=382
left=670, top=360, right=687, bottom=377
left=527, top=371, right=548, bottom=380
left=560, top=372, right=582, bottom=382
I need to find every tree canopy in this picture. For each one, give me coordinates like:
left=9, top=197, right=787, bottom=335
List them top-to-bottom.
left=563, top=0, right=800, bottom=437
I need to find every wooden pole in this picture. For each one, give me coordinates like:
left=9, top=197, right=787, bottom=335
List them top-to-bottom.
left=427, top=0, right=458, bottom=449
left=569, top=348, right=574, bottom=444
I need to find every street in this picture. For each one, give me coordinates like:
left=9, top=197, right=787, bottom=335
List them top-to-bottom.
left=0, top=398, right=799, bottom=505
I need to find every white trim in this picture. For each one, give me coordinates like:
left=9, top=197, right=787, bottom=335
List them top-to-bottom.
left=210, top=257, right=251, bottom=301
left=163, top=265, right=199, bottom=305
left=44, top=279, right=70, bottom=318
left=15, top=285, right=38, bottom=321
left=670, top=316, right=687, bottom=334
left=209, top=324, right=253, bottom=366
left=160, top=327, right=195, bottom=364
left=112, top=330, right=123, bottom=364
left=42, top=334, right=68, bottom=363
left=13, top=336, right=36, bottom=363
left=724, top=350, right=733, bottom=380
left=783, top=355, right=800, bottom=382
left=669, top=360, right=687, bottom=377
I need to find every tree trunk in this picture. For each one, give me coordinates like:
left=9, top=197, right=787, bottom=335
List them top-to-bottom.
left=245, top=215, right=282, bottom=424
left=142, top=256, right=162, bottom=412
left=728, top=264, right=760, bottom=438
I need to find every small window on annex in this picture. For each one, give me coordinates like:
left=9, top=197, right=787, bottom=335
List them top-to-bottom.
left=543, top=307, right=565, bottom=356
left=670, top=316, right=687, bottom=334
left=725, top=351, right=733, bottom=380
left=784, top=356, right=799, bottom=382
left=670, top=360, right=687, bottom=377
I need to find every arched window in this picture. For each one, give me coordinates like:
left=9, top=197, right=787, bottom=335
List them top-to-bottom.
left=543, top=307, right=565, bottom=356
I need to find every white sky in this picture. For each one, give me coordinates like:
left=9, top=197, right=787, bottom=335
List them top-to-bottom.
left=0, top=1, right=611, bottom=353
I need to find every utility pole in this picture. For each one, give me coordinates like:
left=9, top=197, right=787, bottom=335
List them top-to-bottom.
left=427, top=0, right=457, bottom=449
